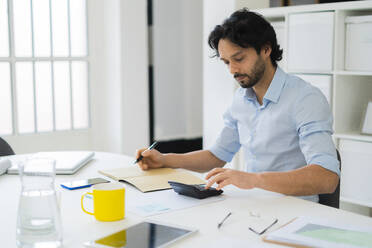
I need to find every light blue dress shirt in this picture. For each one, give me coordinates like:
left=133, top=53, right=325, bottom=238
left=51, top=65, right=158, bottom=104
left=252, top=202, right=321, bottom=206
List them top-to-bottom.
left=209, top=67, right=340, bottom=202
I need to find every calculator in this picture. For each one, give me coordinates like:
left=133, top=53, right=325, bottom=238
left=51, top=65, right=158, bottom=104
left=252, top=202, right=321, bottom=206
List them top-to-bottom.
left=168, top=181, right=223, bottom=199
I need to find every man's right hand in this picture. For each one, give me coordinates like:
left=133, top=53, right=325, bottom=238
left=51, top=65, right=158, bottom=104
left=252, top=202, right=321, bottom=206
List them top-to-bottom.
left=135, top=148, right=165, bottom=170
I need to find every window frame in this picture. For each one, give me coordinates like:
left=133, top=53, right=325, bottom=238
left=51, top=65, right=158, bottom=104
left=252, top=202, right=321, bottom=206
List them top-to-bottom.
left=0, top=0, right=90, bottom=136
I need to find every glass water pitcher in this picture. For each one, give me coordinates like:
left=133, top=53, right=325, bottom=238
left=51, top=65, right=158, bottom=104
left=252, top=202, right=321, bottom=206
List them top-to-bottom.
left=16, top=157, right=63, bottom=248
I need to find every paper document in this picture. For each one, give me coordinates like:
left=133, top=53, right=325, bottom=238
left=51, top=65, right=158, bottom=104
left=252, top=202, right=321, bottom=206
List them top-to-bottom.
left=99, top=167, right=205, bottom=192
left=126, top=188, right=225, bottom=217
left=263, top=216, right=372, bottom=248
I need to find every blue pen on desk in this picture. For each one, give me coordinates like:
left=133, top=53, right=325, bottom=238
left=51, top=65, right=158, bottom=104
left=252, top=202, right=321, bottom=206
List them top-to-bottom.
left=133, top=141, right=159, bottom=164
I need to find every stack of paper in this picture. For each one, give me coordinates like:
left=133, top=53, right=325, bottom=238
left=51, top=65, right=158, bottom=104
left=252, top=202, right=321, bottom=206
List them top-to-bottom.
left=126, top=188, right=225, bottom=217
left=263, top=216, right=372, bottom=248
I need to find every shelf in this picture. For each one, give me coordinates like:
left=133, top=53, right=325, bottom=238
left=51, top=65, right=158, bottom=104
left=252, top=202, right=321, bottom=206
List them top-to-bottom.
left=252, top=1, right=372, bottom=216
left=254, top=1, right=372, bottom=17
left=335, top=71, right=372, bottom=76
left=334, top=132, right=372, bottom=142
left=341, top=196, right=372, bottom=208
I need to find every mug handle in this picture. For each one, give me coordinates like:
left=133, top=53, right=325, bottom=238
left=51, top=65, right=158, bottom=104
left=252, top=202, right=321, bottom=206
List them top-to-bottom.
left=81, top=192, right=94, bottom=215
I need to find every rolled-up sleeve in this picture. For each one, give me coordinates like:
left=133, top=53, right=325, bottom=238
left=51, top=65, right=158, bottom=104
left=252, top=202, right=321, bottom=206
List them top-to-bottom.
left=294, top=87, right=340, bottom=176
left=209, top=108, right=241, bottom=162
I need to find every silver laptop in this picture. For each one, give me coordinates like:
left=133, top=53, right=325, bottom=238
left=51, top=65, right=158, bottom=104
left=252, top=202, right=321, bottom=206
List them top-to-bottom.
left=6, top=151, right=95, bottom=175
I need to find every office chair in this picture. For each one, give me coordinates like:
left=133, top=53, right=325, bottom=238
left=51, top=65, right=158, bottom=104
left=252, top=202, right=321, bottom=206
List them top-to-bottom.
left=0, top=137, right=15, bottom=156
left=318, top=149, right=341, bottom=208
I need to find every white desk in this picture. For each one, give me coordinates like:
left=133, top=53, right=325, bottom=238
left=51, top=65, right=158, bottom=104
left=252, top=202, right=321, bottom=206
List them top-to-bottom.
left=1, top=152, right=372, bottom=247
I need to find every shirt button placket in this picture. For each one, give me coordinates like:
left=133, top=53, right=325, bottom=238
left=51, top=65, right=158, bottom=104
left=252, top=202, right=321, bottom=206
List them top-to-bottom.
left=250, top=106, right=259, bottom=161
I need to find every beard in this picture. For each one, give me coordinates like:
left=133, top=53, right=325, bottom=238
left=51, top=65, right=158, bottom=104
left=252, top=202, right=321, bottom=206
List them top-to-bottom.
left=234, top=57, right=265, bottom=89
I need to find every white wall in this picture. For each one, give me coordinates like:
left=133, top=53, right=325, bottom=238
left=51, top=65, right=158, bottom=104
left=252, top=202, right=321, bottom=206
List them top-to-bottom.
left=88, top=0, right=150, bottom=155
left=89, top=0, right=122, bottom=153
left=120, top=0, right=150, bottom=154
left=153, top=0, right=203, bottom=141
left=182, top=0, right=203, bottom=140
left=202, top=0, right=269, bottom=170
left=202, top=0, right=237, bottom=150
left=236, top=0, right=269, bottom=10
left=4, top=130, right=93, bottom=153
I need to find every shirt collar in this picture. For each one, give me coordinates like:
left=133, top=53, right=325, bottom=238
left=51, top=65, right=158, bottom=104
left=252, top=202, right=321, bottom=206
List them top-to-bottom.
left=244, top=67, right=286, bottom=104
left=264, top=67, right=286, bottom=103
left=244, top=87, right=256, bottom=101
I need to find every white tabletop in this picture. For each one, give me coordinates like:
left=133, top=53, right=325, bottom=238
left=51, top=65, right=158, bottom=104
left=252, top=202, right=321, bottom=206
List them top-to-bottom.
left=1, top=152, right=372, bottom=248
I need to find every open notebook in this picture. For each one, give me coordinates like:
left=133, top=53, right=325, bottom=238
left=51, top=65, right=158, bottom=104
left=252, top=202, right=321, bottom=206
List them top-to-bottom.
left=6, top=151, right=95, bottom=175
left=99, top=167, right=205, bottom=193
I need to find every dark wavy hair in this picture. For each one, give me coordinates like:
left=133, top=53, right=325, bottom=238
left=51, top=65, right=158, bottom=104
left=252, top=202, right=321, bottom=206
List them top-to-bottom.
left=208, top=8, right=283, bottom=66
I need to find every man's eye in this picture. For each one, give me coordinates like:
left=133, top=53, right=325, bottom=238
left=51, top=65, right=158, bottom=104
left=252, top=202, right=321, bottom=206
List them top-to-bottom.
left=235, top=57, right=244, bottom=62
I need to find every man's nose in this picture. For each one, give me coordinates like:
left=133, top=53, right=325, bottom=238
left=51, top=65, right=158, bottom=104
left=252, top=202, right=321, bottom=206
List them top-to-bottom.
left=229, top=63, right=238, bottom=75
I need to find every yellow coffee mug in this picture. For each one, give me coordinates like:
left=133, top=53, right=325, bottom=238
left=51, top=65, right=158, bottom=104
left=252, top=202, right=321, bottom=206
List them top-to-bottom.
left=81, top=182, right=125, bottom=221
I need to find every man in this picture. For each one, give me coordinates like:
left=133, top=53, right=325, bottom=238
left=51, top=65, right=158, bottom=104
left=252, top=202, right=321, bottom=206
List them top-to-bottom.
left=135, top=9, right=340, bottom=202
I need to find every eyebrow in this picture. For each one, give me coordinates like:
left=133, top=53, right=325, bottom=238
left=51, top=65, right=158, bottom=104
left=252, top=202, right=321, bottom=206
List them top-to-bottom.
left=220, top=50, right=244, bottom=61
left=231, top=51, right=244, bottom=58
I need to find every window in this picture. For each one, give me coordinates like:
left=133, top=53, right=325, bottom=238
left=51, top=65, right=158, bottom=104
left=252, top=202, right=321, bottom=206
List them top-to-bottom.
left=0, top=0, right=89, bottom=135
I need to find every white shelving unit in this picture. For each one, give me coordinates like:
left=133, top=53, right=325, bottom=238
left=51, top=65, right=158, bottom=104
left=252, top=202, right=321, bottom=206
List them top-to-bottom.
left=254, top=1, right=372, bottom=210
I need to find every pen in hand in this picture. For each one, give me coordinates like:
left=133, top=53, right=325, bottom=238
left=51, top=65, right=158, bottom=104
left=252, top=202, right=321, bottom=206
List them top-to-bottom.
left=133, top=141, right=159, bottom=164
left=217, top=212, right=232, bottom=229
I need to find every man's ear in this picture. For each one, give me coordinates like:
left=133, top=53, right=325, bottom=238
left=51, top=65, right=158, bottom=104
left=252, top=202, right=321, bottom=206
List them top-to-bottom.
left=261, top=44, right=272, bottom=58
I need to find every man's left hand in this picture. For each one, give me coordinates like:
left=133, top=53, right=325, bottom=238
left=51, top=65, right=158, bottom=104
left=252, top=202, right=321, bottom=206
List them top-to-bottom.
left=205, top=168, right=258, bottom=190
